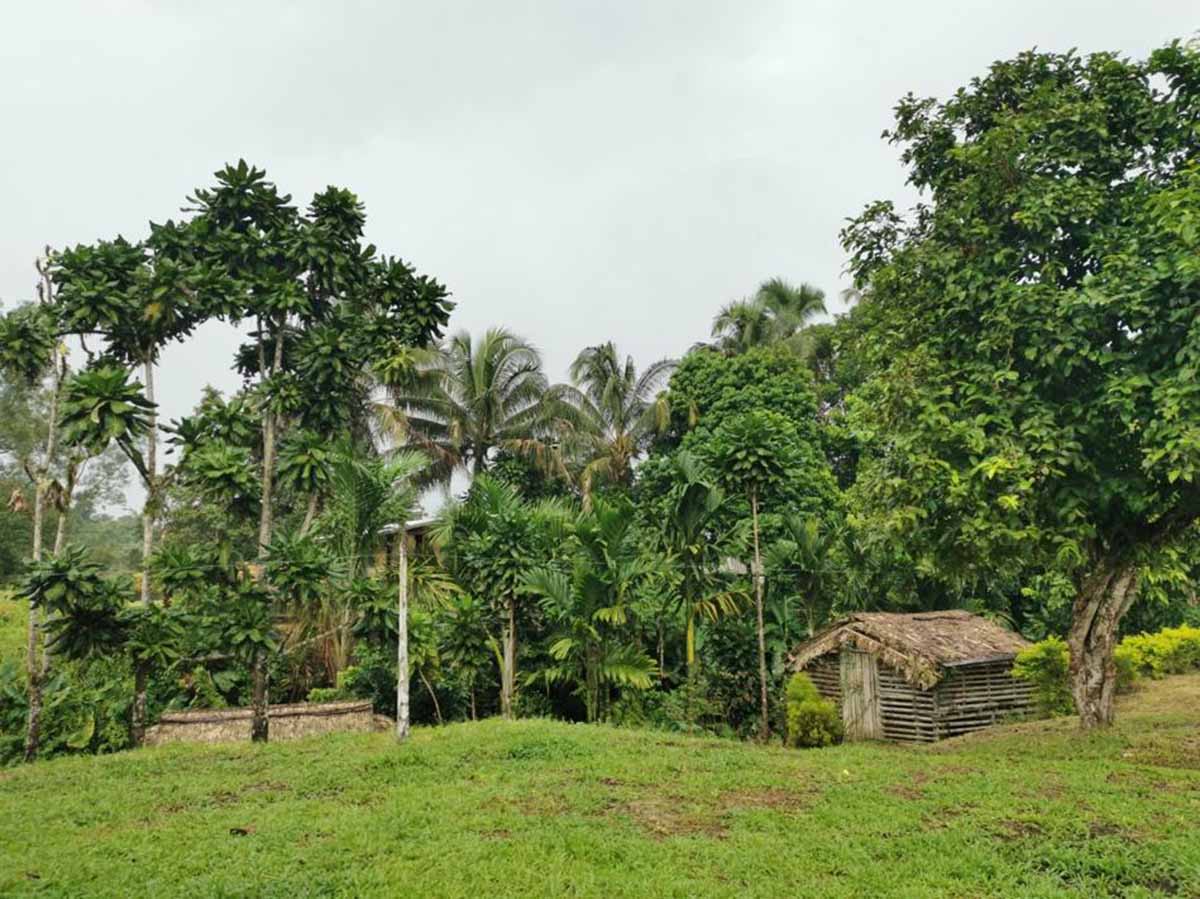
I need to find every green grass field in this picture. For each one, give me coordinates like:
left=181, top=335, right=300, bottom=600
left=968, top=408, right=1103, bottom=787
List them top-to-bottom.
left=1, top=672, right=1198, bottom=897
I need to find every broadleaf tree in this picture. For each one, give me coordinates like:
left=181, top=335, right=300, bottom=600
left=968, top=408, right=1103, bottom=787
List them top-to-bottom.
left=841, top=42, right=1200, bottom=728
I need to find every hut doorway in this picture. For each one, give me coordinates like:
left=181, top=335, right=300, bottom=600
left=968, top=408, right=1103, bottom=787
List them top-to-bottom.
left=840, top=649, right=883, bottom=739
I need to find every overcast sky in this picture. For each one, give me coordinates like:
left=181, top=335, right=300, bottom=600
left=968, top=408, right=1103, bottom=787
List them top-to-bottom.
left=1, top=2, right=1194, bottom=512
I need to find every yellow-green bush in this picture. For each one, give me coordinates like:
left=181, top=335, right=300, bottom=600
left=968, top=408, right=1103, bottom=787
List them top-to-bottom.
left=1014, top=625, right=1200, bottom=717
left=1118, top=626, right=1200, bottom=679
left=784, top=672, right=843, bottom=748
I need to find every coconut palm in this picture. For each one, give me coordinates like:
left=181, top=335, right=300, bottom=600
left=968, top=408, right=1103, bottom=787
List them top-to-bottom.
left=709, top=278, right=827, bottom=354
left=376, top=328, right=555, bottom=484
left=550, top=342, right=675, bottom=499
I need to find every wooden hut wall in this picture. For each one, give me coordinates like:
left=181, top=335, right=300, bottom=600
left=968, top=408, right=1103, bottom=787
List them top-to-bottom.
left=804, top=653, right=1032, bottom=742
left=805, top=654, right=938, bottom=743
left=806, top=656, right=841, bottom=704
left=931, top=660, right=1034, bottom=738
left=877, top=663, right=937, bottom=742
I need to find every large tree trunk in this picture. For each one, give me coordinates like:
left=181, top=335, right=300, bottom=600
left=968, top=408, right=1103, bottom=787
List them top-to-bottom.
left=750, top=492, right=770, bottom=742
left=396, top=533, right=410, bottom=741
left=1067, top=562, right=1138, bottom=729
left=500, top=596, right=516, bottom=720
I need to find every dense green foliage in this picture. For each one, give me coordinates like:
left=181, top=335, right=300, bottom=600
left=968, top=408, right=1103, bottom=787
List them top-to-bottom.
left=841, top=42, right=1200, bottom=724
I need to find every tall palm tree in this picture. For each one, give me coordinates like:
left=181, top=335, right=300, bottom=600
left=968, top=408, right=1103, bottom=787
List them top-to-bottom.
left=709, top=278, right=827, bottom=354
left=377, top=328, right=554, bottom=484
left=550, top=342, right=675, bottom=499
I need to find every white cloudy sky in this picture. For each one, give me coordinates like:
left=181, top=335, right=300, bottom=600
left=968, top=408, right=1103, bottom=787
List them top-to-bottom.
left=1, top=2, right=1194, bottom=511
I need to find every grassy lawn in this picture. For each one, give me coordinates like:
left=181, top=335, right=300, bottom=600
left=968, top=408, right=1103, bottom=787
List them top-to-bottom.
left=0, top=674, right=1196, bottom=897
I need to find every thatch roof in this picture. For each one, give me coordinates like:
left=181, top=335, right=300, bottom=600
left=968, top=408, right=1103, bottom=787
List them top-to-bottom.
left=787, top=611, right=1030, bottom=690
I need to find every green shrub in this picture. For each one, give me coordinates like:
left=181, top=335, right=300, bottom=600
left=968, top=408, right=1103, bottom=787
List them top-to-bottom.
left=1012, top=637, right=1074, bottom=717
left=306, top=666, right=364, bottom=704
left=784, top=672, right=842, bottom=748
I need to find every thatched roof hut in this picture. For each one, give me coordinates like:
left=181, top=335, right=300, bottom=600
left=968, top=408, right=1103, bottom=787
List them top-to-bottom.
left=788, top=611, right=1033, bottom=742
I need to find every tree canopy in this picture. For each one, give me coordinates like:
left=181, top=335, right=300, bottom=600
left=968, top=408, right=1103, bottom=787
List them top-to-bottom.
left=841, top=42, right=1200, bottom=726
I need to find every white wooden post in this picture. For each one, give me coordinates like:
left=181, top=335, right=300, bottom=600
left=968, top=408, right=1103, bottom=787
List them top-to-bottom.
left=396, top=526, right=410, bottom=741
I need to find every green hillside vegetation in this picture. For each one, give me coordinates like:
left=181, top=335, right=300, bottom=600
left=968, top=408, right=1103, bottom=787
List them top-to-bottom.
left=0, top=591, right=23, bottom=664
left=2, top=674, right=1198, bottom=898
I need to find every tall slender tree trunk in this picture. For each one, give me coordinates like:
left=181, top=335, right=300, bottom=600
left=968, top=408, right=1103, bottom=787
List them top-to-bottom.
left=251, top=321, right=286, bottom=743
left=24, top=349, right=64, bottom=764
left=130, top=358, right=157, bottom=747
left=140, top=358, right=157, bottom=606
left=42, top=458, right=81, bottom=682
left=24, top=476, right=47, bottom=765
left=750, top=492, right=770, bottom=742
left=396, top=531, right=410, bottom=741
left=1068, top=561, right=1138, bottom=729
left=500, top=596, right=516, bottom=719
left=685, top=609, right=697, bottom=673
left=657, top=620, right=665, bottom=687
left=131, top=662, right=149, bottom=747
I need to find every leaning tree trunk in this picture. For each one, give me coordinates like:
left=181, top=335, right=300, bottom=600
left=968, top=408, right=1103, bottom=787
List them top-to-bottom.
left=750, top=492, right=770, bottom=742
left=396, top=532, right=410, bottom=741
left=1067, top=562, right=1138, bottom=729
left=500, top=596, right=517, bottom=720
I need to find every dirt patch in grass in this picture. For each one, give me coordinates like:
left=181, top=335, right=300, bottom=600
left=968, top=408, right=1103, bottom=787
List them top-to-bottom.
left=887, top=784, right=926, bottom=801
left=718, top=787, right=816, bottom=812
left=481, top=791, right=572, bottom=818
left=619, top=797, right=728, bottom=840
left=921, top=803, right=976, bottom=830
left=994, top=819, right=1045, bottom=842
left=1086, top=820, right=1139, bottom=841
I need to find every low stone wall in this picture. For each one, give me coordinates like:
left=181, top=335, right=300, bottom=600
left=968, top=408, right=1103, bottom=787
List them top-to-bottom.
left=144, top=700, right=375, bottom=746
